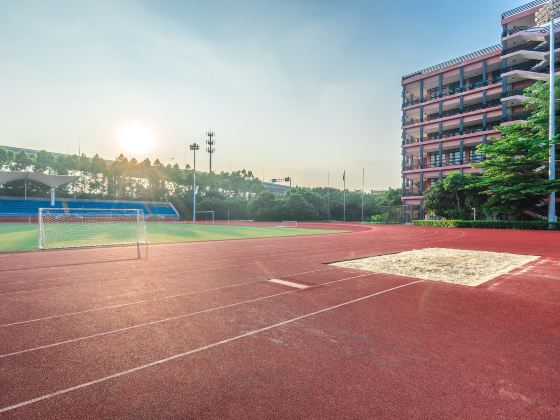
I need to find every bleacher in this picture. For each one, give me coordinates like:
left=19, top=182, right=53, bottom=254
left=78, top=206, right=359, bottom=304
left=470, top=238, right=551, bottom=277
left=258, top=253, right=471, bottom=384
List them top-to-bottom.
left=0, top=196, right=179, bottom=220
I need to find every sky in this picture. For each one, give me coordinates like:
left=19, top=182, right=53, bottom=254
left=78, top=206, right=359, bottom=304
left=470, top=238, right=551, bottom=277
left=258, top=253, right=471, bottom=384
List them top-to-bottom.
left=0, top=0, right=526, bottom=190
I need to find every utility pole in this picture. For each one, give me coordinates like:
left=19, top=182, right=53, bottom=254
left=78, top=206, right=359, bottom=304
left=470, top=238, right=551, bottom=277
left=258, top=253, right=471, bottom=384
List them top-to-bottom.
left=537, top=0, right=559, bottom=225
left=206, top=130, right=215, bottom=173
left=189, top=143, right=200, bottom=223
left=361, top=167, right=365, bottom=222
left=343, top=170, right=346, bottom=222
left=327, top=172, right=330, bottom=219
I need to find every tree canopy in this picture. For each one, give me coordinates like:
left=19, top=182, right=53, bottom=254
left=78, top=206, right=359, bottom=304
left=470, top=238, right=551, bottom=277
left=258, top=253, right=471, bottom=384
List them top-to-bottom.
left=473, top=80, right=560, bottom=218
left=0, top=147, right=400, bottom=221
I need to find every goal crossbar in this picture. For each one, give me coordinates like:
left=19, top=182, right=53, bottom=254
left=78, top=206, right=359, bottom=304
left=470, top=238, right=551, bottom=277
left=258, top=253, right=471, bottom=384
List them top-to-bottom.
left=38, top=208, right=148, bottom=254
left=195, top=210, right=215, bottom=224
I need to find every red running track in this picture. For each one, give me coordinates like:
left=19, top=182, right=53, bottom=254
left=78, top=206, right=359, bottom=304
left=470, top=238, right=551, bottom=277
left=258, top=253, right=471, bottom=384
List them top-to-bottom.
left=0, top=223, right=559, bottom=419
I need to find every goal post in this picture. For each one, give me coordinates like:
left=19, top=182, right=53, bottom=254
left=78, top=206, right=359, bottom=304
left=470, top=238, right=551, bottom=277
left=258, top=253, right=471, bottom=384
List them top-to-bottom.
left=38, top=208, right=148, bottom=255
left=195, top=210, right=215, bottom=224
left=280, top=221, right=298, bottom=227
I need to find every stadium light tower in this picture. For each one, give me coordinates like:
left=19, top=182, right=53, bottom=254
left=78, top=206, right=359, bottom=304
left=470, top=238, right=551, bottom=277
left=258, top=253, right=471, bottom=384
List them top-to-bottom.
left=536, top=0, right=560, bottom=224
left=206, top=130, right=215, bottom=173
left=189, top=142, right=200, bottom=223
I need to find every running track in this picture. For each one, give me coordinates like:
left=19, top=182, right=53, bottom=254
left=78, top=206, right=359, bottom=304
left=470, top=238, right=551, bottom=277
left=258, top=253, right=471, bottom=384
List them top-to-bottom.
left=0, top=223, right=559, bottom=419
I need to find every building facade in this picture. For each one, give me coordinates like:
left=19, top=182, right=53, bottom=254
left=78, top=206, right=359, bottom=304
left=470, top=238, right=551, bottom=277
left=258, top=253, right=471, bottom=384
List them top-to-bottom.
left=401, top=0, right=557, bottom=217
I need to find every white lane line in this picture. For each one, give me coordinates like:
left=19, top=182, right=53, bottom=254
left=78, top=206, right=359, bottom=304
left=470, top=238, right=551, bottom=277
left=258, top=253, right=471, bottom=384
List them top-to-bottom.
left=0, top=228, right=460, bottom=296
left=0, top=267, right=341, bottom=328
left=0, top=272, right=373, bottom=358
left=268, top=279, right=310, bottom=289
left=0, top=280, right=422, bottom=415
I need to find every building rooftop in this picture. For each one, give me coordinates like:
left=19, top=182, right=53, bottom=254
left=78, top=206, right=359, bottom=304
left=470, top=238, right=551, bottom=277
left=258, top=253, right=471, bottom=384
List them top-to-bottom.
left=502, top=0, right=546, bottom=20
left=402, top=44, right=501, bottom=81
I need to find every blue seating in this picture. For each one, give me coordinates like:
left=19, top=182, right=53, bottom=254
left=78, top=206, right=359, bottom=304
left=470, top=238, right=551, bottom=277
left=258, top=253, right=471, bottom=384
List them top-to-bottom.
left=0, top=197, right=179, bottom=219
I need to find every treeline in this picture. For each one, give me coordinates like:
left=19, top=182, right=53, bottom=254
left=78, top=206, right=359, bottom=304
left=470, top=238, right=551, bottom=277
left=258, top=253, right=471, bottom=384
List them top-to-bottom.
left=0, top=147, right=401, bottom=221
left=0, top=148, right=263, bottom=219
left=248, top=187, right=402, bottom=222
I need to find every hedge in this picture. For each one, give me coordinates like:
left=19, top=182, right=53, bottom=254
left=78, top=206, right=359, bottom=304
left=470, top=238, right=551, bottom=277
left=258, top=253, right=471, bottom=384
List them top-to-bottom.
left=412, top=220, right=560, bottom=230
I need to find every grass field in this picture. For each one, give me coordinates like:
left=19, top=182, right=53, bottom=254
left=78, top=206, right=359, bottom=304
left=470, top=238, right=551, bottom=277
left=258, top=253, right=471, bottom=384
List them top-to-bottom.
left=0, top=222, right=345, bottom=253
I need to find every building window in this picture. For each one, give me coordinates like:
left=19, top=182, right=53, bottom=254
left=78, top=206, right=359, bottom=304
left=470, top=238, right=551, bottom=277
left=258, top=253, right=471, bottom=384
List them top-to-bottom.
left=469, top=148, right=484, bottom=163
left=448, top=149, right=464, bottom=165
left=429, top=152, right=439, bottom=167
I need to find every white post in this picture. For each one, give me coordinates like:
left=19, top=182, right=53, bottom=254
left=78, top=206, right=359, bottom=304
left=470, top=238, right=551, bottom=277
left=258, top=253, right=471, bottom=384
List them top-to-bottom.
left=549, top=0, right=558, bottom=224
left=50, top=187, right=55, bottom=206
left=38, top=208, right=44, bottom=249
left=136, top=209, right=141, bottom=259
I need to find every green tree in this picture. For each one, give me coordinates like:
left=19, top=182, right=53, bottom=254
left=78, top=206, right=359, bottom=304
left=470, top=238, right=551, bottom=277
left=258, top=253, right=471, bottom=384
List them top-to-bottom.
left=473, top=80, right=560, bottom=218
left=13, top=150, right=33, bottom=170
left=34, top=150, right=54, bottom=172
left=423, top=173, right=484, bottom=219
left=378, top=188, right=402, bottom=207
left=249, top=191, right=279, bottom=221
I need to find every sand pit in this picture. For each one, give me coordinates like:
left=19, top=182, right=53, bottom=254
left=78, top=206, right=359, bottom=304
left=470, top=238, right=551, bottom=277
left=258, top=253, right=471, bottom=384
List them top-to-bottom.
left=330, top=248, right=539, bottom=286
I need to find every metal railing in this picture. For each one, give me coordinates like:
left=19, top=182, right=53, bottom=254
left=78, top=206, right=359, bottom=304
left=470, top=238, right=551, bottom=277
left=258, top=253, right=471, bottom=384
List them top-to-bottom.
left=502, top=26, right=530, bottom=37
left=503, top=61, right=549, bottom=74
left=402, top=77, right=503, bottom=108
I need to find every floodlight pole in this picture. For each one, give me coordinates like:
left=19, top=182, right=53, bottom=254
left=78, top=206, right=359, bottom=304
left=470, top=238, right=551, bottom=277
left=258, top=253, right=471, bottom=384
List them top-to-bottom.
left=549, top=0, right=557, bottom=224
left=190, top=143, right=200, bottom=223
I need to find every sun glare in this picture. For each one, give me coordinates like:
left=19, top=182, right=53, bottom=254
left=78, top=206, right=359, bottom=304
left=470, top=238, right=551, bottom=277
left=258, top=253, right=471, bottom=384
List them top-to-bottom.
left=116, top=123, right=156, bottom=156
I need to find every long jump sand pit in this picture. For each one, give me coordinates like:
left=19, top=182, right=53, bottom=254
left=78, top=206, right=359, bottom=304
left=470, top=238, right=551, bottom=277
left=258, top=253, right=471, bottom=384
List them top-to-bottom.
left=331, top=248, right=539, bottom=286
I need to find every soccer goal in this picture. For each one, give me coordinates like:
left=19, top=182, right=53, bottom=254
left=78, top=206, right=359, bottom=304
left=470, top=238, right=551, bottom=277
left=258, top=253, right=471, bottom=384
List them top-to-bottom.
left=38, top=208, right=148, bottom=256
left=195, top=210, right=215, bottom=224
left=280, top=221, right=298, bottom=227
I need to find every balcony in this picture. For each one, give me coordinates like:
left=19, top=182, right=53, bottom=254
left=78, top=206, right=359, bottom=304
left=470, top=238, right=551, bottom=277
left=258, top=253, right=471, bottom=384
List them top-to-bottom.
left=502, top=26, right=530, bottom=38
left=503, top=42, right=550, bottom=55
left=501, top=61, right=554, bottom=83
left=402, top=77, right=503, bottom=108
left=503, top=88, right=527, bottom=97
left=405, top=100, right=502, bottom=127
left=502, top=112, right=532, bottom=122
left=425, top=125, right=499, bottom=141
left=403, top=136, right=422, bottom=145
left=419, top=157, right=482, bottom=169
left=402, top=189, right=422, bottom=197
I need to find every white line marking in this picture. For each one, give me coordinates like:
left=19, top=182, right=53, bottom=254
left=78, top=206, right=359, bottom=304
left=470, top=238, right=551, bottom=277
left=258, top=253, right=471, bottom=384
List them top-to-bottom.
left=0, top=228, right=463, bottom=296
left=0, top=267, right=340, bottom=328
left=0, top=272, right=372, bottom=358
left=268, top=279, right=310, bottom=289
left=0, top=280, right=421, bottom=414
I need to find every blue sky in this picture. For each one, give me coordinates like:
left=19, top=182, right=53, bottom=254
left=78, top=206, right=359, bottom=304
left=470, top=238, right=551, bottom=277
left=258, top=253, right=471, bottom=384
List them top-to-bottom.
left=0, top=0, right=525, bottom=189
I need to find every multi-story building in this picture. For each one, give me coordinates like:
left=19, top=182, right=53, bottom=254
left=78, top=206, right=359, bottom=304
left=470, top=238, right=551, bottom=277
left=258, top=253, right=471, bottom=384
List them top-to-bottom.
left=401, top=0, right=558, bottom=218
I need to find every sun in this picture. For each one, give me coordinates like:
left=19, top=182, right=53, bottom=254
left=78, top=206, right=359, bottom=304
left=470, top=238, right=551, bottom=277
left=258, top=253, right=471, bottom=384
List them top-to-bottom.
left=116, top=123, right=156, bottom=157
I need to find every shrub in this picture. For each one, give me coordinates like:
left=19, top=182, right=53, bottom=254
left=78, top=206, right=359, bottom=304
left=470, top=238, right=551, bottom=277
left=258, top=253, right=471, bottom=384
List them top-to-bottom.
left=412, top=220, right=559, bottom=230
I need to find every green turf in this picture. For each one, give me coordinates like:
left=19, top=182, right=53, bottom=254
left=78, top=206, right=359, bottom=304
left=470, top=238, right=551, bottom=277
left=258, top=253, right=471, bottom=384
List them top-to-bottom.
left=0, top=222, right=345, bottom=253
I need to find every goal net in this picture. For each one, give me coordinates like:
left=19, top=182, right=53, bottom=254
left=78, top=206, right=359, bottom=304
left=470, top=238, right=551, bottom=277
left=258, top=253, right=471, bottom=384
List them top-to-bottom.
left=370, top=205, right=421, bottom=225
left=38, top=208, right=148, bottom=252
left=195, top=210, right=215, bottom=224
left=280, top=221, right=298, bottom=227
